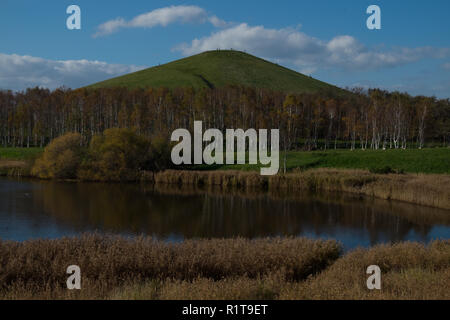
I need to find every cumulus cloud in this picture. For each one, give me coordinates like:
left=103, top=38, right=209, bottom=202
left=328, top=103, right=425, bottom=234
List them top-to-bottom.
left=92, top=5, right=450, bottom=74
left=94, top=5, right=230, bottom=37
left=175, top=23, right=450, bottom=72
left=0, top=53, right=145, bottom=91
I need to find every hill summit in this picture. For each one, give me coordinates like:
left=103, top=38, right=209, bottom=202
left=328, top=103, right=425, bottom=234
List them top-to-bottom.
left=88, top=50, right=340, bottom=94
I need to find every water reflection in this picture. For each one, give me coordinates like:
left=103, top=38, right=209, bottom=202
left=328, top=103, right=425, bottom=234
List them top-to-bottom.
left=0, top=178, right=449, bottom=250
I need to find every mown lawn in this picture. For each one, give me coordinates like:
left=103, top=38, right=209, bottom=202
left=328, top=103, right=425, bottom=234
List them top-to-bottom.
left=0, top=147, right=43, bottom=161
left=1, top=147, right=449, bottom=174
left=212, top=148, right=450, bottom=174
left=284, top=148, right=450, bottom=174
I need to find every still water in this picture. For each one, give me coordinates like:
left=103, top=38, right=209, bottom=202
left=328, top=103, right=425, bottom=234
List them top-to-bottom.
left=0, top=177, right=449, bottom=250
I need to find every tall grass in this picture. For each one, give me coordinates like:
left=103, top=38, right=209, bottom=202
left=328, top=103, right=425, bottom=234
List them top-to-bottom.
left=0, top=147, right=41, bottom=177
left=0, top=160, right=32, bottom=177
left=153, top=169, right=450, bottom=209
left=0, top=235, right=341, bottom=300
left=1, top=236, right=448, bottom=300
left=113, top=241, right=450, bottom=300
left=281, top=241, right=450, bottom=300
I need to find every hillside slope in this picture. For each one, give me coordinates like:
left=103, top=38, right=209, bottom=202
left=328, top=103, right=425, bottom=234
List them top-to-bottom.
left=88, top=50, right=341, bottom=94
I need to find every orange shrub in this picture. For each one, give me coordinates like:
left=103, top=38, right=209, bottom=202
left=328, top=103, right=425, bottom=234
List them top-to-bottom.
left=31, top=133, right=83, bottom=179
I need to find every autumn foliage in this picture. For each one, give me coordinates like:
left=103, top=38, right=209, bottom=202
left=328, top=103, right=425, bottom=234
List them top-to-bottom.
left=1, top=86, right=449, bottom=151
left=78, top=128, right=151, bottom=181
left=32, top=129, right=172, bottom=181
left=31, top=132, right=83, bottom=179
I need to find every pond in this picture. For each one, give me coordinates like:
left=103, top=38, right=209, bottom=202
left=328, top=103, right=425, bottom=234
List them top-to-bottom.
left=0, top=177, right=449, bottom=250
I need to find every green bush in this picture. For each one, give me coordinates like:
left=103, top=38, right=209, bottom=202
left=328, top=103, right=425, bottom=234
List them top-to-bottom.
left=79, top=128, right=152, bottom=181
left=32, top=129, right=173, bottom=181
left=31, top=133, right=84, bottom=179
left=147, top=133, right=173, bottom=172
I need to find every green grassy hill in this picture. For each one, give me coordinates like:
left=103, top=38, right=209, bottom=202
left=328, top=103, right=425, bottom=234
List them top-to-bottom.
left=88, top=50, right=342, bottom=94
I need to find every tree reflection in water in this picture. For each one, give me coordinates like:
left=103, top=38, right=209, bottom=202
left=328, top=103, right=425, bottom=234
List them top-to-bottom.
left=0, top=178, right=449, bottom=250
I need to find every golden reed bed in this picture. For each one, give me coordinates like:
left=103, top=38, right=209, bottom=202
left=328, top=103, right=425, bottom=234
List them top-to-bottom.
left=150, top=169, right=450, bottom=210
left=0, top=236, right=448, bottom=300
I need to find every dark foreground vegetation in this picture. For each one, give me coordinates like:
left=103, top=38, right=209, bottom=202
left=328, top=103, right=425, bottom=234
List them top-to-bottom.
left=0, top=235, right=448, bottom=300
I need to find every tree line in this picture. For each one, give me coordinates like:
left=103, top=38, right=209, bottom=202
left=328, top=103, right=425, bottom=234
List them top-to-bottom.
left=0, top=86, right=449, bottom=150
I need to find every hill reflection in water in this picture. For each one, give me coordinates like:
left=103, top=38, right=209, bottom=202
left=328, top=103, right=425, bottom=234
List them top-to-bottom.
left=0, top=178, right=449, bottom=250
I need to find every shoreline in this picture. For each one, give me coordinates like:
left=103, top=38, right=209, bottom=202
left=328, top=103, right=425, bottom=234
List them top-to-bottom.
left=1, top=163, right=450, bottom=210
left=150, top=169, right=450, bottom=210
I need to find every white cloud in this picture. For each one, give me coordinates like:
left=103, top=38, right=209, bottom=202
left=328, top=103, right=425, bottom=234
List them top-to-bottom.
left=94, top=5, right=229, bottom=38
left=130, top=6, right=206, bottom=27
left=208, top=15, right=231, bottom=28
left=94, top=18, right=127, bottom=37
left=176, top=23, right=450, bottom=73
left=0, top=53, right=145, bottom=91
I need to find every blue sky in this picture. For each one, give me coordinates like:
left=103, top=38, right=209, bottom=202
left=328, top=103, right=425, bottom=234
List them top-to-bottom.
left=1, top=0, right=450, bottom=97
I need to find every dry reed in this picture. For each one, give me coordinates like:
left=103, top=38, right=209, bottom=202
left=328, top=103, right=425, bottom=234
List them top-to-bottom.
left=152, top=169, right=450, bottom=209
left=0, top=235, right=341, bottom=300
left=113, top=240, right=450, bottom=300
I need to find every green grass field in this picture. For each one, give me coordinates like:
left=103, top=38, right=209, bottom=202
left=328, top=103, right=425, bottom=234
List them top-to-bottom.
left=88, top=50, right=342, bottom=95
left=0, top=147, right=43, bottom=161
left=1, top=147, right=449, bottom=174
left=207, top=148, right=450, bottom=174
